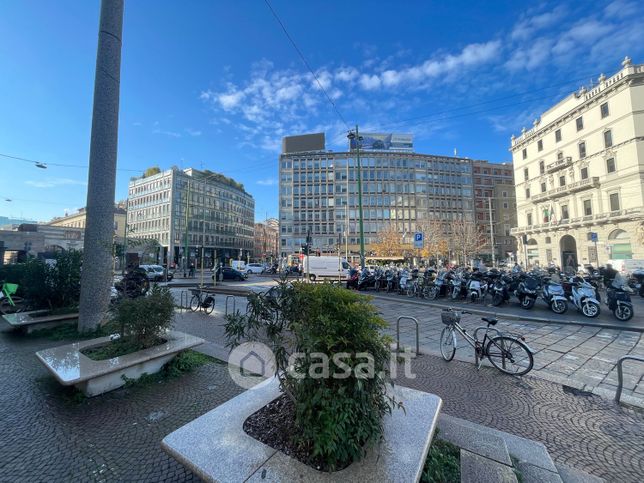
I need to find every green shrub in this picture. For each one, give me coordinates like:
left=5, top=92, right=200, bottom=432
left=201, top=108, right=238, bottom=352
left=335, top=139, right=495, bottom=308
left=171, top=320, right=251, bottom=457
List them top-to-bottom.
left=18, top=251, right=82, bottom=310
left=225, top=281, right=397, bottom=471
left=113, top=285, right=175, bottom=349
left=421, top=436, right=461, bottom=482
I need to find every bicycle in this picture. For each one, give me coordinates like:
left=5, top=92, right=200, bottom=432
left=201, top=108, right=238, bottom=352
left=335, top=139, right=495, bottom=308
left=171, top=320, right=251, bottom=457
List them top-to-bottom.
left=0, top=282, right=25, bottom=315
left=190, top=290, right=216, bottom=315
left=439, top=308, right=534, bottom=376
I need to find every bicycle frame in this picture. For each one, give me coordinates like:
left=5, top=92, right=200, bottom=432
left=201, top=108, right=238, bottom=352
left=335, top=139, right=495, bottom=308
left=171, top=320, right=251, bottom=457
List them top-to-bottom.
left=1, top=285, right=16, bottom=307
left=448, top=321, right=503, bottom=367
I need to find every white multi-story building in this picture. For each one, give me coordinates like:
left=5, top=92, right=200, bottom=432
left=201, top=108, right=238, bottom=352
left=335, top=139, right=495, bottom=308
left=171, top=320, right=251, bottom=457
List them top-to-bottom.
left=510, top=57, right=644, bottom=270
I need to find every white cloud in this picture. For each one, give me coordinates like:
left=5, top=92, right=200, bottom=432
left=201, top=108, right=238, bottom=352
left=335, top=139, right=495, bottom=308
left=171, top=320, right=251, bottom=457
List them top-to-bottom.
left=511, top=6, right=566, bottom=41
left=506, top=37, right=553, bottom=71
left=359, top=74, right=382, bottom=90
left=218, top=90, right=245, bottom=110
left=185, top=128, right=202, bottom=136
left=256, top=177, right=277, bottom=186
left=26, top=178, right=86, bottom=189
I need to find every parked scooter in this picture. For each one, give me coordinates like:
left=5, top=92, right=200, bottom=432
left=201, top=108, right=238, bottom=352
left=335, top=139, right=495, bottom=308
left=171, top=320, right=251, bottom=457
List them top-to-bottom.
left=346, top=268, right=359, bottom=290
left=398, top=269, right=411, bottom=295
left=515, top=273, right=540, bottom=309
left=606, top=275, right=634, bottom=321
left=540, top=276, right=568, bottom=314
left=564, top=276, right=601, bottom=318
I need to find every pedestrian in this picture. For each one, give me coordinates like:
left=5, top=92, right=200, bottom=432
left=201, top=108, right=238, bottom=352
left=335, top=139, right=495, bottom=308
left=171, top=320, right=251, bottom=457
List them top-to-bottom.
left=189, top=262, right=195, bottom=278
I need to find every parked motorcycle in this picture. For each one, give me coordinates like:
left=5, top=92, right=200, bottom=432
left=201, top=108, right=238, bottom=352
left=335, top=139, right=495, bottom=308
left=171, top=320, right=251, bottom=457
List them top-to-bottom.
left=346, top=268, right=359, bottom=290
left=358, top=268, right=376, bottom=291
left=515, top=273, right=539, bottom=309
left=564, top=276, right=601, bottom=318
left=606, top=276, right=634, bottom=321
left=540, top=277, right=568, bottom=314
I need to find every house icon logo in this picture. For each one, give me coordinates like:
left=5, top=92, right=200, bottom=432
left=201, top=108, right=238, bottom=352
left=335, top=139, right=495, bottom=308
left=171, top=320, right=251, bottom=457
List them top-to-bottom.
left=228, top=342, right=276, bottom=389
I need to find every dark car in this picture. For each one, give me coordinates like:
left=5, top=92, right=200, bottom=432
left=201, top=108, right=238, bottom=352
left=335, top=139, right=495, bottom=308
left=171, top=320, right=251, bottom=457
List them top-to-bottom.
left=213, top=266, right=248, bottom=281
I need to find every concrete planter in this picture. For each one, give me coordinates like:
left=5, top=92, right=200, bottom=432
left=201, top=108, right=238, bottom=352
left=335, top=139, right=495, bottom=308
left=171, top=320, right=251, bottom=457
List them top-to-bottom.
left=2, top=309, right=79, bottom=334
left=36, top=330, right=204, bottom=396
left=162, top=378, right=442, bottom=482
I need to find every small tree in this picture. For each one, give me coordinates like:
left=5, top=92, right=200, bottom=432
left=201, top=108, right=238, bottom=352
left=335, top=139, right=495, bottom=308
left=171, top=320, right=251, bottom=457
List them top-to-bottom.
left=143, top=166, right=161, bottom=178
left=449, top=219, right=487, bottom=266
left=370, top=223, right=406, bottom=258
left=20, top=251, right=82, bottom=311
left=225, top=282, right=399, bottom=470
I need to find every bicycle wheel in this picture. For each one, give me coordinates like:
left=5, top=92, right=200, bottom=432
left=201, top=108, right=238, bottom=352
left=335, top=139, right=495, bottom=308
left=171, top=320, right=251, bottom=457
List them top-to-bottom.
left=189, top=294, right=201, bottom=312
left=203, top=296, right=215, bottom=315
left=439, top=326, right=457, bottom=361
left=485, top=336, right=534, bottom=376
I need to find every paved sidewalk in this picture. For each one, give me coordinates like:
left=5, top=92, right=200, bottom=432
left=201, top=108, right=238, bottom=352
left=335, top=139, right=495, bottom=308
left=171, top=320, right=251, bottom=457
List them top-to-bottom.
left=373, top=297, right=644, bottom=408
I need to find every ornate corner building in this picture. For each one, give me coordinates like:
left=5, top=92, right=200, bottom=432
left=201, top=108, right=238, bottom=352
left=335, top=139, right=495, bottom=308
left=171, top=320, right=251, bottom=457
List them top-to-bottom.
left=510, top=57, right=644, bottom=270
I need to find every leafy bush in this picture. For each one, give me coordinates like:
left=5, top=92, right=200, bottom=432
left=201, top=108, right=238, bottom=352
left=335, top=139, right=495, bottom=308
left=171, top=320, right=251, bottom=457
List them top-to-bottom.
left=19, top=251, right=82, bottom=310
left=225, top=281, right=397, bottom=471
left=113, top=285, right=175, bottom=349
left=421, top=435, right=461, bottom=482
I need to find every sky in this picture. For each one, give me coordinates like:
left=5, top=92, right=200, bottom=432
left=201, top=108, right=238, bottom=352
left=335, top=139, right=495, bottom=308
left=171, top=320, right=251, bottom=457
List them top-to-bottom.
left=1, top=0, right=643, bottom=223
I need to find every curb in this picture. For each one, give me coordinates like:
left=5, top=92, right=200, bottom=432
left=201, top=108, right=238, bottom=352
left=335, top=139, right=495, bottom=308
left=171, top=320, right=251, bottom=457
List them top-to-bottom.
left=370, top=293, right=644, bottom=333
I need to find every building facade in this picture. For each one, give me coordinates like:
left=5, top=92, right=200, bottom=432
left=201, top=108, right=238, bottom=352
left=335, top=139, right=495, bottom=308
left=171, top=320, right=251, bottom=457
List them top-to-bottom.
left=510, top=57, right=644, bottom=270
left=279, top=133, right=477, bottom=260
left=472, top=161, right=517, bottom=263
left=127, top=167, right=254, bottom=268
left=48, top=205, right=127, bottom=238
left=253, top=218, right=279, bottom=263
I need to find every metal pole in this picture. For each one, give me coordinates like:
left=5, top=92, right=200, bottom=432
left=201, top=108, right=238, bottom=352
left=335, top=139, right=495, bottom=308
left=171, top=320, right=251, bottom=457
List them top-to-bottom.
left=78, top=0, right=124, bottom=333
left=355, top=125, right=366, bottom=269
left=345, top=158, right=349, bottom=261
left=184, top=180, right=190, bottom=277
left=488, top=197, right=496, bottom=267
left=121, top=198, right=128, bottom=275
left=200, top=202, right=206, bottom=287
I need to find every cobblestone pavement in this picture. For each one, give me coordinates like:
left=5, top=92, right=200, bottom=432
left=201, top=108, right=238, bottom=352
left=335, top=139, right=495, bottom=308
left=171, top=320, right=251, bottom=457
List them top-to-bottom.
left=372, top=297, right=644, bottom=407
left=0, top=327, right=242, bottom=482
left=398, top=354, right=644, bottom=482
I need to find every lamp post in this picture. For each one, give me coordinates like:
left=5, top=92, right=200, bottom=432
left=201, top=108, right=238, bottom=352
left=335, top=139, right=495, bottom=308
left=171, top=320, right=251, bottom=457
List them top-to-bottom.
left=347, top=126, right=365, bottom=269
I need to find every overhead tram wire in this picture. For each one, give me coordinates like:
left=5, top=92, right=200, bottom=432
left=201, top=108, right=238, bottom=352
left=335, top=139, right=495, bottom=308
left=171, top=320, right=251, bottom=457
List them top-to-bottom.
left=263, top=0, right=350, bottom=131
left=0, top=152, right=147, bottom=173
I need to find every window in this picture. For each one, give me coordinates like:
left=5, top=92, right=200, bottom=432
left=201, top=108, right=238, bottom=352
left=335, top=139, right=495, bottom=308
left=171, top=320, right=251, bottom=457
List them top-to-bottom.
left=600, top=102, right=609, bottom=118
left=576, top=116, right=584, bottom=131
left=555, top=129, right=562, bottom=142
left=604, top=130, right=613, bottom=148
left=537, top=140, right=543, bottom=152
left=578, top=142, right=586, bottom=159
left=522, top=148, right=527, bottom=160
left=557, top=151, right=563, bottom=160
left=606, top=158, right=616, bottom=173
left=539, top=160, right=545, bottom=174
left=580, top=167, right=588, bottom=179
left=523, top=168, right=529, bottom=181
left=559, top=175, right=566, bottom=187
left=541, top=182, right=546, bottom=193
left=525, top=188, right=531, bottom=199
left=502, top=191, right=508, bottom=198
left=609, top=192, right=620, bottom=212
left=583, top=199, right=592, bottom=216
left=503, top=202, right=509, bottom=209
left=561, top=205, right=569, bottom=220
left=527, top=213, right=533, bottom=226
left=545, top=236, right=551, bottom=244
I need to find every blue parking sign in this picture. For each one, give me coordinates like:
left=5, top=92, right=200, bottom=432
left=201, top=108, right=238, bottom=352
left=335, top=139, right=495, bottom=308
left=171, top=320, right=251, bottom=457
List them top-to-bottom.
left=414, top=232, right=424, bottom=248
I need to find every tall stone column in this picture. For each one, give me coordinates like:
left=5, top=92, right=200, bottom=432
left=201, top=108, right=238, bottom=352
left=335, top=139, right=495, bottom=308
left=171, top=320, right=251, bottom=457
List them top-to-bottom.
left=78, top=0, right=124, bottom=332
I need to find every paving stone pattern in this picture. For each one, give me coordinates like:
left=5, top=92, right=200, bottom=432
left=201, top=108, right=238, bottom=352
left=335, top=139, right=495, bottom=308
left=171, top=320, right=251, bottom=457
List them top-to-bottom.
left=372, top=298, right=644, bottom=406
left=0, top=329, right=242, bottom=482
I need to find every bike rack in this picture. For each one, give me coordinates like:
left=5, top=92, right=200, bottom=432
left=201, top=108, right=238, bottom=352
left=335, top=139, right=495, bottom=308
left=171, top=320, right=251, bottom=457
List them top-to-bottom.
left=179, top=290, right=190, bottom=312
left=225, top=295, right=236, bottom=316
left=396, top=316, right=420, bottom=355
left=615, top=355, right=644, bottom=403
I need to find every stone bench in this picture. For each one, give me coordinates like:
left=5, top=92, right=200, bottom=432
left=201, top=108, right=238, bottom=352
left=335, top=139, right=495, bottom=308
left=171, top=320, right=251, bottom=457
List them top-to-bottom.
left=2, top=310, right=79, bottom=334
left=36, top=330, right=204, bottom=396
left=162, top=377, right=442, bottom=482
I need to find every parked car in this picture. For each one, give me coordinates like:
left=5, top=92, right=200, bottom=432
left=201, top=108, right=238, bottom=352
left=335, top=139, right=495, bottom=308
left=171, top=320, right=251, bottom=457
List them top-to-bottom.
left=245, top=263, right=266, bottom=274
left=140, top=264, right=173, bottom=282
left=212, top=266, right=248, bottom=281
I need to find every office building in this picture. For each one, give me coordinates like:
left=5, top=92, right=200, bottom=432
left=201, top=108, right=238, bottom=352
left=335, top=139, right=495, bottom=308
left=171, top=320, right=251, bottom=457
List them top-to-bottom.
left=510, top=57, right=644, bottom=269
left=278, top=132, right=476, bottom=259
left=473, top=161, right=517, bottom=263
left=127, top=167, right=254, bottom=268
left=48, top=204, right=127, bottom=238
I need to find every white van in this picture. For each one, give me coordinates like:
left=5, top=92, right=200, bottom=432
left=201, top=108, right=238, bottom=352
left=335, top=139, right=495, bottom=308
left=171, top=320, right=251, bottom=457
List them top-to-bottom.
left=302, top=256, right=350, bottom=281
left=231, top=260, right=246, bottom=272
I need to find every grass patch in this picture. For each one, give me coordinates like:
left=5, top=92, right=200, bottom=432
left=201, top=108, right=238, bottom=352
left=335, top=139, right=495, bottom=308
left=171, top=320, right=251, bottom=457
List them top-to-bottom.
left=81, top=337, right=166, bottom=361
left=122, top=349, right=216, bottom=387
left=421, top=434, right=460, bottom=483
left=511, top=456, right=524, bottom=483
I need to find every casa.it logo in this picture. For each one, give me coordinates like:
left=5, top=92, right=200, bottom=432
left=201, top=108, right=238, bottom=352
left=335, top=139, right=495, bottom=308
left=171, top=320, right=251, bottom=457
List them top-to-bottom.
left=227, top=342, right=276, bottom=389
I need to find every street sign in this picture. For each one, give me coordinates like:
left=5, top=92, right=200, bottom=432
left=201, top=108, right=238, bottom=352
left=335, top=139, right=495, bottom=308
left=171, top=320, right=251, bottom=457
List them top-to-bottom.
left=414, top=232, right=424, bottom=249
left=590, top=232, right=598, bottom=242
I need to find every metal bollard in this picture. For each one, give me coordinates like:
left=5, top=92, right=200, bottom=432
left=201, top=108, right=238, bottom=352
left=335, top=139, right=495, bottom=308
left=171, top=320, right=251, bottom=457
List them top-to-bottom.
left=225, top=295, right=236, bottom=316
left=615, top=355, right=644, bottom=403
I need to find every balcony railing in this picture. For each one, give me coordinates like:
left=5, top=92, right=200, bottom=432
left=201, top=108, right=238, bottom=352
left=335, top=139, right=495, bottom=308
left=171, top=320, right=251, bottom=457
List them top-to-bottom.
left=545, top=156, right=573, bottom=174
left=531, top=177, right=600, bottom=202
left=510, top=207, right=643, bottom=235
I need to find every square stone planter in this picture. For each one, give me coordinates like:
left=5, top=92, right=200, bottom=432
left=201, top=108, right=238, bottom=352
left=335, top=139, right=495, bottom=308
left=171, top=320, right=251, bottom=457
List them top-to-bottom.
left=2, top=310, right=79, bottom=334
left=35, top=330, right=204, bottom=396
left=162, top=378, right=442, bottom=482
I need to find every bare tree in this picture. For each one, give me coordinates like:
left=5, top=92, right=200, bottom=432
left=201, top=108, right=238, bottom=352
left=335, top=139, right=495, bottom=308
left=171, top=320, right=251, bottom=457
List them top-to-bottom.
left=417, top=219, right=450, bottom=264
left=448, top=219, right=487, bottom=266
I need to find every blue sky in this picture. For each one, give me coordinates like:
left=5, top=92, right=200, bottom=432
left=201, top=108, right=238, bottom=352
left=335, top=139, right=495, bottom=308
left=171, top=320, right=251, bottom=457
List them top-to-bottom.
left=1, top=0, right=643, bottom=222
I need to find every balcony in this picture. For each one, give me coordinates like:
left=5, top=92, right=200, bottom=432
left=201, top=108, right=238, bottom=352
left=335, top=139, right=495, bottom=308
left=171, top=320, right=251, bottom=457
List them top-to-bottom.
left=545, top=156, right=573, bottom=174
left=531, top=177, right=600, bottom=202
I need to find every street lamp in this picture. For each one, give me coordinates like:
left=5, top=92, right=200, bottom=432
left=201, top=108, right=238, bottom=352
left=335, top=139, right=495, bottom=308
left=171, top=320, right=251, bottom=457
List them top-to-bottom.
left=347, top=126, right=365, bottom=269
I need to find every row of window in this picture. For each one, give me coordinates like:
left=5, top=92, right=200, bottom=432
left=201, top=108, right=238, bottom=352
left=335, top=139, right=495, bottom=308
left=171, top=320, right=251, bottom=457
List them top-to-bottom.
left=521, top=101, right=610, bottom=160
left=281, top=157, right=473, bottom=172
left=525, top=192, right=621, bottom=226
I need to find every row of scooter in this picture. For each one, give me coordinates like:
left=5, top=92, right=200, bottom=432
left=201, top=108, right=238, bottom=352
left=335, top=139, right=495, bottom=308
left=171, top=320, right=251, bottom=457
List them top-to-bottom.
left=347, top=266, right=635, bottom=322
